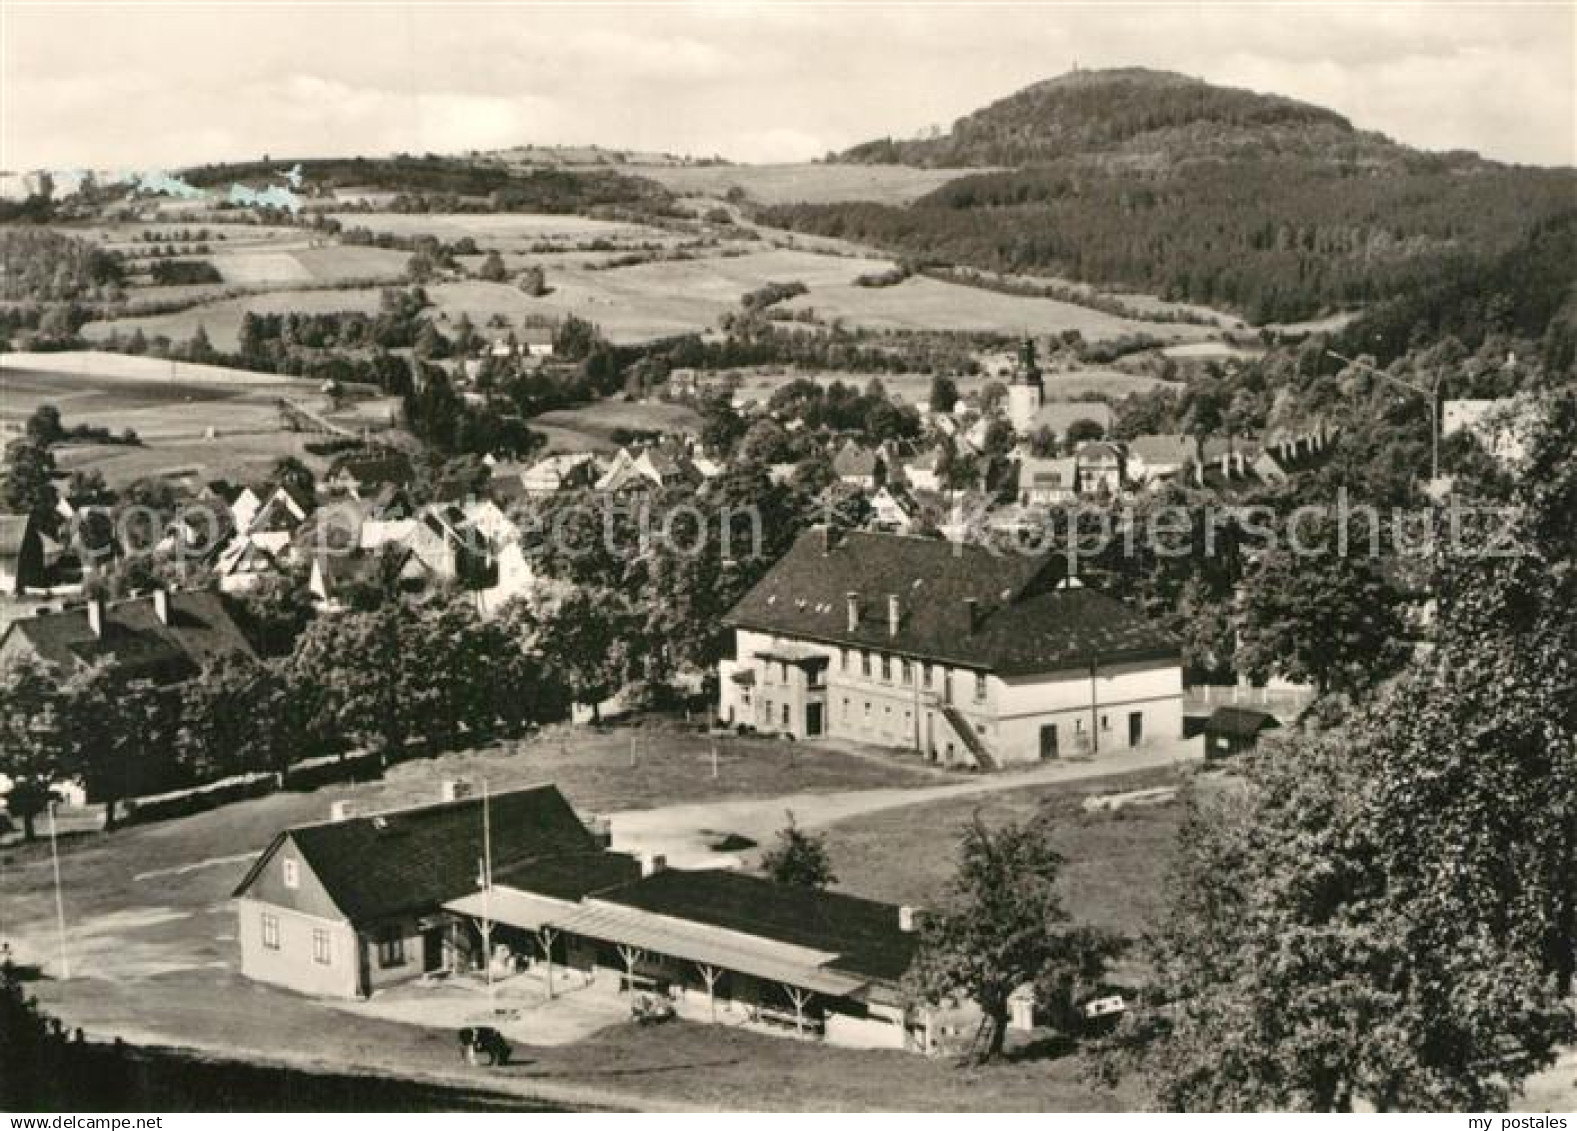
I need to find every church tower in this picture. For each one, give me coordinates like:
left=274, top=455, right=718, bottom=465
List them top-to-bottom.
left=1006, top=337, right=1044, bottom=434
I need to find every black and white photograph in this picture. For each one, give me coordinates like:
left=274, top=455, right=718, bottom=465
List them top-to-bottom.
left=0, top=0, right=1573, bottom=1117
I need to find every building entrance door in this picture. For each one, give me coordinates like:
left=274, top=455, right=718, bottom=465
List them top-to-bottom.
left=806, top=703, right=824, bottom=737
left=1128, top=711, right=1143, bottom=748
left=1039, top=724, right=1059, bottom=760
left=423, top=928, right=444, bottom=973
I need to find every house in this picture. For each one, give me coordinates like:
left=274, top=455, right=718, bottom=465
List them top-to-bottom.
left=1125, top=434, right=1196, bottom=485
left=831, top=440, right=882, bottom=489
left=1074, top=441, right=1125, bottom=497
left=901, top=446, right=946, bottom=493
left=594, top=447, right=698, bottom=494
left=522, top=452, right=601, bottom=497
left=324, top=453, right=414, bottom=499
left=1018, top=456, right=1079, bottom=506
left=244, top=484, right=314, bottom=556
left=226, top=486, right=265, bottom=535
left=868, top=486, right=926, bottom=535
left=406, top=505, right=490, bottom=584
left=0, top=513, right=46, bottom=595
left=718, top=529, right=1183, bottom=768
left=211, top=537, right=284, bottom=593
left=308, top=546, right=426, bottom=611
left=0, top=588, right=256, bottom=683
left=1202, top=706, right=1281, bottom=759
left=237, top=783, right=935, bottom=1051
left=232, top=784, right=605, bottom=1000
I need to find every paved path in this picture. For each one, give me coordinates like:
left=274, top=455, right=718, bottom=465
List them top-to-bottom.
left=610, top=737, right=1203, bottom=867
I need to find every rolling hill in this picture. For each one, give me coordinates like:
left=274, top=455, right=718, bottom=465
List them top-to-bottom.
left=764, top=69, right=1577, bottom=327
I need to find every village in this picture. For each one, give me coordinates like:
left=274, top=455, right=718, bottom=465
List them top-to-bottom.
left=1, top=9, right=1574, bottom=1112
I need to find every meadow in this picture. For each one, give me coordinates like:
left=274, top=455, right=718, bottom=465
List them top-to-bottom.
left=625, top=162, right=978, bottom=206
left=0, top=351, right=396, bottom=487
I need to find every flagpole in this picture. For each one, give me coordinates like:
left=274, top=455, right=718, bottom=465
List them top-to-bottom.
left=482, top=779, right=493, bottom=1002
left=48, top=801, right=69, bottom=979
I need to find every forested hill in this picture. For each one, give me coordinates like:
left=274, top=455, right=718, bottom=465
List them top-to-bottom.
left=838, top=67, right=1413, bottom=169
left=763, top=70, right=1577, bottom=326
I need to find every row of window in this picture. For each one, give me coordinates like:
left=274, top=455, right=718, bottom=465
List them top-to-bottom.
left=837, top=649, right=987, bottom=702
left=260, top=912, right=333, bottom=965
left=260, top=914, right=408, bottom=969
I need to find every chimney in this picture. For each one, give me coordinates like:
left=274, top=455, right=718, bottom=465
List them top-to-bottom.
left=152, top=588, right=170, bottom=626
left=846, top=592, right=861, bottom=632
left=887, top=594, right=901, bottom=638
left=86, top=597, right=106, bottom=639
left=963, top=598, right=978, bottom=633
left=439, top=778, right=472, bottom=803
left=329, top=800, right=359, bottom=822
left=586, top=815, right=613, bottom=849
left=640, top=851, right=667, bottom=877
left=899, top=905, right=918, bottom=933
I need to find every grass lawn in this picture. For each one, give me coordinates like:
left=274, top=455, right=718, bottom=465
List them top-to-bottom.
left=627, top=163, right=980, bottom=206
left=325, top=212, right=670, bottom=248
left=777, top=274, right=1218, bottom=343
left=81, top=287, right=390, bottom=353
left=531, top=398, right=701, bottom=448
left=819, top=764, right=1194, bottom=938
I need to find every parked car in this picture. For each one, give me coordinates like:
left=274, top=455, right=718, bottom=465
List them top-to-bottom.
left=457, top=1025, right=512, bottom=1066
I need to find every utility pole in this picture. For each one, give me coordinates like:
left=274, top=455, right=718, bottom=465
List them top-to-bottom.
left=1328, top=350, right=1440, bottom=483
left=49, top=802, right=69, bottom=979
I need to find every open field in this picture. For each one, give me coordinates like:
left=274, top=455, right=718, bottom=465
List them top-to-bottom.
left=624, top=163, right=977, bottom=206
left=326, top=211, right=674, bottom=248
left=76, top=214, right=1232, bottom=349
left=211, top=243, right=411, bottom=286
left=778, top=275, right=1218, bottom=342
left=81, top=286, right=389, bottom=352
left=0, top=351, right=397, bottom=486
left=531, top=398, right=702, bottom=450
left=819, top=764, right=1193, bottom=939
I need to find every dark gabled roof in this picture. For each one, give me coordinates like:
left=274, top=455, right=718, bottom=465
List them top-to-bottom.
left=832, top=440, right=879, bottom=477
left=329, top=453, right=413, bottom=489
left=724, top=529, right=1178, bottom=675
left=1, top=589, right=256, bottom=682
left=1205, top=706, right=1282, bottom=738
left=234, top=784, right=597, bottom=923
left=493, top=850, right=642, bottom=902
left=600, top=867, right=918, bottom=984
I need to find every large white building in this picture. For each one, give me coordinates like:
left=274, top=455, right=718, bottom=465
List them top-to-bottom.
left=719, top=529, right=1183, bottom=768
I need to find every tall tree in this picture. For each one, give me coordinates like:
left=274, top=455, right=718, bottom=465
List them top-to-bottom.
left=0, top=659, right=68, bottom=840
left=905, top=813, right=1121, bottom=1062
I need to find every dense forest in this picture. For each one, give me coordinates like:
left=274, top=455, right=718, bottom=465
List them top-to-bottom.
left=839, top=67, right=1391, bottom=169
left=770, top=68, right=1577, bottom=325
left=179, top=155, right=675, bottom=214
left=763, top=160, right=1576, bottom=324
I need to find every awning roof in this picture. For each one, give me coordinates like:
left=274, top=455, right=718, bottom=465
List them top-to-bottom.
left=730, top=669, right=756, bottom=686
left=444, top=886, right=578, bottom=932
left=449, top=886, right=868, bottom=996
left=561, top=900, right=868, bottom=997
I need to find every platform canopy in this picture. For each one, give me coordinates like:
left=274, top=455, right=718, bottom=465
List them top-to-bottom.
left=443, top=886, right=577, bottom=932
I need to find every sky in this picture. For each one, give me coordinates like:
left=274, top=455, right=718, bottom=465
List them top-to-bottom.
left=2, top=1, right=1573, bottom=172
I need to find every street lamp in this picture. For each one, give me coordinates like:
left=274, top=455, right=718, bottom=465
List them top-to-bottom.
left=1328, top=350, right=1441, bottom=483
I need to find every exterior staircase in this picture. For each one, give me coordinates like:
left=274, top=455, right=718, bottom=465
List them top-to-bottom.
left=939, top=704, right=997, bottom=771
